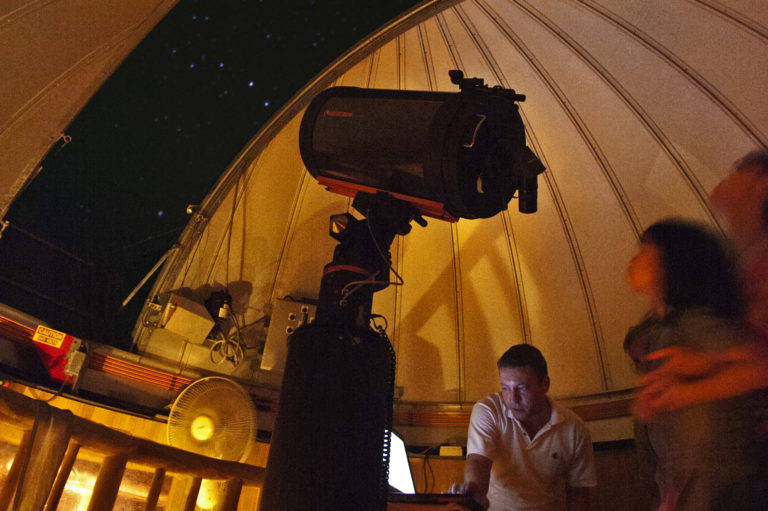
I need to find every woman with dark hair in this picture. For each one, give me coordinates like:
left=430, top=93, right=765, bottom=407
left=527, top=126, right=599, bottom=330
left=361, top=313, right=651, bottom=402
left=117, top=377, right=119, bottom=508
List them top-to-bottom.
left=640, top=150, right=768, bottom=412
left=624, top=218, right=758, bottom=511
left=638, top=220, right=742, bottom=314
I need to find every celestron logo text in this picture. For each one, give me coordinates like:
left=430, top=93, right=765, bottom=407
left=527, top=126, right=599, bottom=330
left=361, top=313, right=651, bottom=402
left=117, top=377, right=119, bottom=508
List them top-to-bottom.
left=324, top=109, right=353, bottom=118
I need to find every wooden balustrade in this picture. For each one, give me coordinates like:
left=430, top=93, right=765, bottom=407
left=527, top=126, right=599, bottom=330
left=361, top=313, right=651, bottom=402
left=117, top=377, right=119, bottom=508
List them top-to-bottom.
left=0, top=362, right=638, bottom=510
left=0, top=385, right=265, bottom=510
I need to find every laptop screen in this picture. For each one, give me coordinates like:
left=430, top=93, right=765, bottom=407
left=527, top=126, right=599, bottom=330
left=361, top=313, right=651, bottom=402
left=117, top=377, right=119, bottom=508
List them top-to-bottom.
left=388, top=429, right=416, bottom=494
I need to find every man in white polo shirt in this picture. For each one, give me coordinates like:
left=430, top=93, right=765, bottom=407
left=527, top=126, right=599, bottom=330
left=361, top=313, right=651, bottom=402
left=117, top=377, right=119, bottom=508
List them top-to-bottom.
left=451, top=344, right=597, bottom=510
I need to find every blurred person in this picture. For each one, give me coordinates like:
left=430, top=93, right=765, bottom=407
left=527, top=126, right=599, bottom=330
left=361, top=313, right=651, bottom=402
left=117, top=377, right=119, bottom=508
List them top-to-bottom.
left=638, top=150, right=768, bottom=416
left=625, top=218, right=759, bottom=510
left=448, top=344, right=597, bottom=511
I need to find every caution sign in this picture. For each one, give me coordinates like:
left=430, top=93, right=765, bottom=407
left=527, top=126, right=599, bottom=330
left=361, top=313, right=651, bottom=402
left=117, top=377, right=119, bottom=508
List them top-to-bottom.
left=33, top=325, right=67, bottom=349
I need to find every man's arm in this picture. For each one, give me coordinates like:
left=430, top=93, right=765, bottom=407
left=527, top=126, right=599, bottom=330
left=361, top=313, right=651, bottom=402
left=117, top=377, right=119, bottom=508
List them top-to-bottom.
left=564, top=414, right=597, bottom=511
left=463, top=453, right=492, bottom=508
left=565, top=486, right=590, bottom=511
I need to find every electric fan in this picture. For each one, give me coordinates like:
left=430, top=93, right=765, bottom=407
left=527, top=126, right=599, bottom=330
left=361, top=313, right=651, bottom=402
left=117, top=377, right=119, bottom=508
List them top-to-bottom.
left=167, top=376, right=257, bottom=462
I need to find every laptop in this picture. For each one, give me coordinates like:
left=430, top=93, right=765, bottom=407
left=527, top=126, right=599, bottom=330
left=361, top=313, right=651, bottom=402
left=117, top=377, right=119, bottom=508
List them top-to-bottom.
left=387, top=430, right=485, bottom=511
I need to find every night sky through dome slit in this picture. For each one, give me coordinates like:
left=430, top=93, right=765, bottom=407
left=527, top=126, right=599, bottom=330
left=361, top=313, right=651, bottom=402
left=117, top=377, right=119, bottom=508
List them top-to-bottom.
left=1, top=0, right=424, bottom=349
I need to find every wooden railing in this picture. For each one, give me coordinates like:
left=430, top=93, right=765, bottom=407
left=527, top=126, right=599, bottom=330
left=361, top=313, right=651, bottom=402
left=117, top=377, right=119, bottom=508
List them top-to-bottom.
left=0, top=386, right=265, bottom=511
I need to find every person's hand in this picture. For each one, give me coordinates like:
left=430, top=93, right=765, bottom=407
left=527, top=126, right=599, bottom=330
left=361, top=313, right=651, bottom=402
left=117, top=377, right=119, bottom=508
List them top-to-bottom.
left=632, top=346, right=724, bottom=422
left=641, top=346, right=720, bottom=380
left=633, top=375, right=672, bottom=423
left=635, top=378, right=708, bottom=422
left=446, top=482, right=489, bottom=509
left=448, top=482, right=470, bottom=494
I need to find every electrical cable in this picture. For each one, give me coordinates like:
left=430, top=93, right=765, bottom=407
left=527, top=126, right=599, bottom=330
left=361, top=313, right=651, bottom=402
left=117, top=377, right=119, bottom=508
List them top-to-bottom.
left=206, top=179, right=249, bottom=367
left=364, top=208, right=406, bottom=287
left=338, top=212, right=408, bottom=303
left=239, top=313, right=268, bottom=331
left=370, top=314, right=388, bottom=334
left=208, top=323, right=245, bottom=366
left=209, top=336, right=244, bottom=366
left=43, top=338, right=89, bottom=402
left=44, top=376, right=70, bottom=403
left=412, top=446, right=439, bottom=493
left=425, top=452, right=435, bottom=492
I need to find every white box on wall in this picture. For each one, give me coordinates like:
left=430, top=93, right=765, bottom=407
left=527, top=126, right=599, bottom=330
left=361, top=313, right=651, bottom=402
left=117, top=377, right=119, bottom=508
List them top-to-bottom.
left=161, top=294, right=215, bottom=345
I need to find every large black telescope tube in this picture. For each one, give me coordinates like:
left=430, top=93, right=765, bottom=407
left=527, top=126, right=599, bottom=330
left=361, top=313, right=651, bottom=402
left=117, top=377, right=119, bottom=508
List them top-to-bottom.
left=299, top=85, right=544, bottom=218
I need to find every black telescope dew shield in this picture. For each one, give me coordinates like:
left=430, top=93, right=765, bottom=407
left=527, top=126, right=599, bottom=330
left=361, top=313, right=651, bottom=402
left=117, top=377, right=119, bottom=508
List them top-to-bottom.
left=299, top=85, right=544, bottom=219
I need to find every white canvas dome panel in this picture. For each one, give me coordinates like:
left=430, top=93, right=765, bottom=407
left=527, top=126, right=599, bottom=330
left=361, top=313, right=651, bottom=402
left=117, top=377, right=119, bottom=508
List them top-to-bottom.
left=0, top=0, right=179, bottom=218
left=128, top=0, right=768, bottom=410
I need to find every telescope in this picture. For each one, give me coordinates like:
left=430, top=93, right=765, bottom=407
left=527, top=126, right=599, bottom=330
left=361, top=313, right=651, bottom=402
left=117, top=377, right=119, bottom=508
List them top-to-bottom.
left=299, top=70, right=545, bottom=219
left=261, top=72, right=543, bottom=511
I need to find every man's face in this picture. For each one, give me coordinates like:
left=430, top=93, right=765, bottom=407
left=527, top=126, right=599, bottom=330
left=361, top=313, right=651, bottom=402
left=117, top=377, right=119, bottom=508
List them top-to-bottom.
left=499, top=366, right=550, bottom=425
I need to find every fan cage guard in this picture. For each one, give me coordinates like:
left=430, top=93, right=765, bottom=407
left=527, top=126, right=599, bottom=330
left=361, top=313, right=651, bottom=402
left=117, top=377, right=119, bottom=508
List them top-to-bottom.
left=167, top=376, right=257, bottom=462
